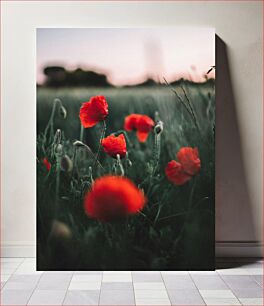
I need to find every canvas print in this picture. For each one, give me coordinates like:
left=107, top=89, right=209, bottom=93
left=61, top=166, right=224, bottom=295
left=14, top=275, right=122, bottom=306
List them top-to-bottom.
left=37, top=28, right=215, bottom=270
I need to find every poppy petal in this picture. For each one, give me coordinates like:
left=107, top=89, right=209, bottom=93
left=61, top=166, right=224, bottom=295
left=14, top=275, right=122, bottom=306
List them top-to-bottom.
left=79, top=96, right=108, bottom=128
left=136, top=130, right=149, bottom=142
left=102, top=134, right=127, bottom=158
left=177, top=147, right=201, bottom=175
left=165, top=160, right=192, bottom=185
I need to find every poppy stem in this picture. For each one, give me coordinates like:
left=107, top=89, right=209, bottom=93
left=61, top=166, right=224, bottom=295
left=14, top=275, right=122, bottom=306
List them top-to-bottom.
left=163, top=78, right=199, bottom=131
left=180, top=85, right=200, bottom=132
left=44, top=98, right=64, bottom=144
left=148, top=119, right=162, bottom=193
left=93, top=120, right=106, bottom=169
left=80, top=125, right=84, bottom=142
left=152, top=132, right=161, bottom=176
left=73, top=141, right=105, bottom=172
left=54, top=142, right=63, bottom=216
left=70, top=146, right=77, bottom=179
left=124, top=152, right=132, bottom=173
left=116, top=154, right=125, bottom=176
left=55, top=155, right=61, bottom=215
left=88, top=166, right=94, bottom=184
left=168, top=178, right=197, bottom=244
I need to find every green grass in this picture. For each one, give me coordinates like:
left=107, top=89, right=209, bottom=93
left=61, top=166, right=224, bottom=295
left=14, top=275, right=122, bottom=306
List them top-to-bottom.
left=37, top=82, right=215, bottom=270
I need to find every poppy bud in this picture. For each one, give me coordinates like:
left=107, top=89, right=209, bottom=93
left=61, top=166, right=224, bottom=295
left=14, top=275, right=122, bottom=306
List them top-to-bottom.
left=154, top=121, right=164, bottom=135
left=54, top=129, right=61, bottom=144
left=73, top=140, right=85, bottom=147
left=55, top=144, right=63, bottom=155
left=125, top=153, right=132, bottom=167
left=61, top=155, right=73, bottom=172
left=42, top=157, right=51, bottom=172
left=88, top=166, right=94, bottom=183
left=50, top=220, right=72, bottom=240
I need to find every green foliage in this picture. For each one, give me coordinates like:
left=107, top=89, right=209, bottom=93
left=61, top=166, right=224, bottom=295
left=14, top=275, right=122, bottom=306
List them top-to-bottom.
left=37, top=82, right=215, bottom=271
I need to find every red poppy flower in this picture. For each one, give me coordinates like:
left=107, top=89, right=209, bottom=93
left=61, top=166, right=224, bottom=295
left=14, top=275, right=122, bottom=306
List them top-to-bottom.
left=79, top=95, right=108, bottom=128
left=124, top=114, right=154, bottom=142
left=124, top=114, right=141, bottom=131
left=102, top=134, right=127, bottom=158
left=177, top=147, right=201, bottom=175
left=42, top=157, right=51, bottom=171
left=165, top=160, right=192, bottom=185
left=84, top=176, right=146, bottom=222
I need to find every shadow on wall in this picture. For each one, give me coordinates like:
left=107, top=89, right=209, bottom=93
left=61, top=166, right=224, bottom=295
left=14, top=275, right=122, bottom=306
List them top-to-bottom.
left=215, top=35, right=258, bottom=261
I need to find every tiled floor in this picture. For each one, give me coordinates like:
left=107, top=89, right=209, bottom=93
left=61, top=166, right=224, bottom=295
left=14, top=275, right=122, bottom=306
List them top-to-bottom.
left=0, top=258, right=263, bottom=305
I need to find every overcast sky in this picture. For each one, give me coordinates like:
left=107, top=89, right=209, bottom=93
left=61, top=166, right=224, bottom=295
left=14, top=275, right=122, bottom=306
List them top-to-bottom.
left=37, top=27, right=215, bottom=86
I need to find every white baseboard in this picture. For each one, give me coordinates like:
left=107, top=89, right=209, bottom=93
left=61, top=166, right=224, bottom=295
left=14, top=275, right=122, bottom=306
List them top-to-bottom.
left=216, top=241, right=263, bottom=258
left=1, top=242, right=263, bottom=258
left=1, top=242, right=36, bottom=258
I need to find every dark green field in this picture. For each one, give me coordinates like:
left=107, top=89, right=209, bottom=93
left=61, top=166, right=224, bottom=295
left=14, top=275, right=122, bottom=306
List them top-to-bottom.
left=37, top=81, right=215, bottom=271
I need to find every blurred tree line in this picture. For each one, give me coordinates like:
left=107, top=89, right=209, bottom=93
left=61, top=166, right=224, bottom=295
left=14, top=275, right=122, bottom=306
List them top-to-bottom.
left=39, top=66, right=214, bottom=88
left=42, top=66, right=111, bottom=87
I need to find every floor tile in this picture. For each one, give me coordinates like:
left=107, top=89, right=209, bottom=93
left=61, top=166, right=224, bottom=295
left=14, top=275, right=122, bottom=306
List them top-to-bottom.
left=1, top=257, right=263, bottom=306
left=2, top=262, right=21, bottom=269
left=14, top=263, right=43, bottom=275
left=1, top=266, right=18, bottom=274
left=217, top=268, right=249, bottom=275
left=245, top=268, right=263, bottom=275
left=45, top=271, right=73, bottom=274
left=74, top=271, right=102, bottom=274
left=103, top=271, right=131, bottom=274
left=132, top=271, right=162, bottom=282
left=161, top=271, right=189, bottom=275
left=189, top=271, right=217, bottom=275
left=102, top=272, right=132, bottom=282
left=37, top=273, right=72, bottom=290
left=8, top=274, right=41, bottom=283
left=71, top=274, right=101, bottom=282
left=1, top=275, right=11, bottom=282
left=162, top=275, right=196, bottom=289
left=191, top=275, right=228, bottom=290
left=221, top=275, right=261, bottom=289
left=252, top=275, right=263, bottom=287
left=3, top=280, right=38, bottom=290
left=69, top=281, right=101, bottom=290
left=101, top=281, right=133, bottom=290
left=134, top=282, right=166, bottom=290
left=1, top=288, right=33, bottom=305
left=231, top=288, right=263, bottom=298
left=28, top=289, right=66, bottom=305
left=99, top=289, right=135, bottom=305
left=134, top=289, right=169, bottom=299
left=167, top=289, right=205, bottom=305
left=199, top=289, right=237, bottom=298
left=63, top=290, right=100, bottom=305
left=203, top=297, right=241, bottom=305
left=135, top=298, right=171, bottom=305
left=239, top=298, right=263, bottom=305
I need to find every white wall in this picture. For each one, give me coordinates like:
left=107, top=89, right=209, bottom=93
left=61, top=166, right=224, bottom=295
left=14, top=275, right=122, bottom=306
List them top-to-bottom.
left=1, top=1, right=262, bottom=257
